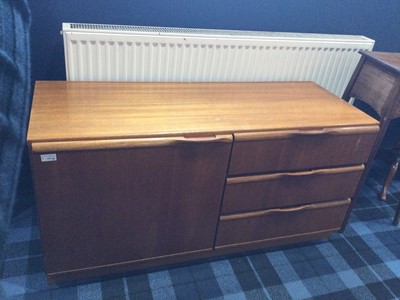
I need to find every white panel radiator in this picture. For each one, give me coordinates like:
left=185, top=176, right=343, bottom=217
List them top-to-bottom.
left=62, top=23, right=374, bottom=96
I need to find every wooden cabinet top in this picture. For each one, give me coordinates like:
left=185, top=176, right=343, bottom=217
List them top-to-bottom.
left=28, top=81, right=378, bottom=142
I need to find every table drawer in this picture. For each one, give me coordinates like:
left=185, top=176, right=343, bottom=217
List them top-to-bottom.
left=229, top=126, right=378, bottom=175
left=222, top=165, right=363, bottom=213
left=216, top=199, right=350, bottom=247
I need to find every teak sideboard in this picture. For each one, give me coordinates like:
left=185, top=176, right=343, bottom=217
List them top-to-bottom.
left=27, top=81, right=379, bottom=283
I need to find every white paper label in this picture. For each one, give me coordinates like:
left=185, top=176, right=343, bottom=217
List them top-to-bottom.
left=40, top=154, right=57, bottom=162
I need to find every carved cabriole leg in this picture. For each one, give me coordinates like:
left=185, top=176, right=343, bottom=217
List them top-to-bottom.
left=380, top=156, right=400, bottom=201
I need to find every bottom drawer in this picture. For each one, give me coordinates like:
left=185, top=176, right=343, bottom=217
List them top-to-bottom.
left=216, top=199, right=350, bottom=247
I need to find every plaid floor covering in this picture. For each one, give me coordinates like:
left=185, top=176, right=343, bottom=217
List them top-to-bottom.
left=1, top=157, right=400, bottom=299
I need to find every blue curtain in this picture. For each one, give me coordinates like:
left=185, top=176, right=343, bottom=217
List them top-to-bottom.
left=0, top=0, right=31, bottom=289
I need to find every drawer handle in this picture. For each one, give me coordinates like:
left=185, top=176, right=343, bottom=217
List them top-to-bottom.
left=234, top=125, right=379, bottom=142
left=292, top=127, right=379, bottom=137
left=292, top=129, right=333, bottom=136
left=177, top=135, right=232, bottom=144
left=227, top=165, right=364, bottom=184
left=277, top=166, right=365, bottom=179
left=281, top=169, right=336, bottom=177
left=281, top=169, right=326, bottom=178
left=220, top=199, right=351, bottom=221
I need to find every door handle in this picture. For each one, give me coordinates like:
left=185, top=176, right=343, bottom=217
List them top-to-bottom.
left=31, top=134, right=233, bottom=152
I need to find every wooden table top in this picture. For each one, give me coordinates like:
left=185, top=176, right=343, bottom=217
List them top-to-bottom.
left=27, top=81, right=379, bottom=143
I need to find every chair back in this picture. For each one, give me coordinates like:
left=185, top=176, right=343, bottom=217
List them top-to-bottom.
left=343, top=51, right=400, bottom=123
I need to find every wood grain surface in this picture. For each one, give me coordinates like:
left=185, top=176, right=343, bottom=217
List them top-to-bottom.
left=27, top=81, right=379, bottom=143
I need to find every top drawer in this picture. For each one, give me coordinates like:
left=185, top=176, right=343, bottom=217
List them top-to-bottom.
left=229, top=126, right=378, bottom=175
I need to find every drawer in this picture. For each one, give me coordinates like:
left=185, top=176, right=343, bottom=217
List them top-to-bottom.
left=229, top=126, right=378, bottom=175
left=222, top=165, right=364, bottom=213
left=216, top=199, right=350, bottom=247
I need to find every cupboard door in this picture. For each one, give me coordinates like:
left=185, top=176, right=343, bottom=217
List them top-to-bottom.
left=30, top=135, right=232, bottom=275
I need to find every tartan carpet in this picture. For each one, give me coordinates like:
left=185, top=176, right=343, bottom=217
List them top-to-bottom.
left=1, top=157, right=400, bottom=299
